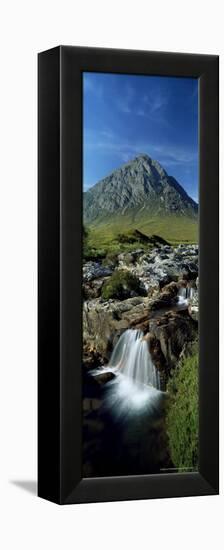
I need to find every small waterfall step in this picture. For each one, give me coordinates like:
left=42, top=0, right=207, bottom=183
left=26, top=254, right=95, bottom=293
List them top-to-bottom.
left=108, top=329, right=160, bottom=390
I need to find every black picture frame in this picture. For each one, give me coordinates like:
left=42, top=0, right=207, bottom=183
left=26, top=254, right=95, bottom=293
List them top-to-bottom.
left=38, top=45, right=219, bottom=504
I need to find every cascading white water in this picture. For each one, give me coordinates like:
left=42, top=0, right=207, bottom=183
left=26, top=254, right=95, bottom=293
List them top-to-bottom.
left=178, top=286, right=195, bottom=305
left=188, top=287, right=195, bottom=299
left=91, top=329, right=162, bottom=417
left=109, top=329, right=160, bottom=390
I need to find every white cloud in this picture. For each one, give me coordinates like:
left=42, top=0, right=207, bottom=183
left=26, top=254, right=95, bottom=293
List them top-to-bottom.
left=115, top=83, right=135, bottom=114
left=116, top=85, right=169, bottom=124
left=143, top=91, right=168, bottom=113
left=85, top=131, right=197, bottom=170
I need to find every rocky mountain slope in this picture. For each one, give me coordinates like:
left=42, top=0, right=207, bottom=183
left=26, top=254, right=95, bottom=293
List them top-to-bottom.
left=84, top=154, right=198, bottom=225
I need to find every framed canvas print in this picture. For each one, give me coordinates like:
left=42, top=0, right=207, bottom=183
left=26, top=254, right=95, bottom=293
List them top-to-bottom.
left=38, top=46, right=219, bottom=504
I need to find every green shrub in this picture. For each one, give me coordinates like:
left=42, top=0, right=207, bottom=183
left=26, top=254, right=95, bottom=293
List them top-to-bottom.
left=116, top=229, right=151, bottom=245
left=83, top=246, right=106, bottom=261
left=102, top=252, right=119, bottom=267
left=101, top=270, right=143, bottom=300
left=166, top=343, right=199, bottom=471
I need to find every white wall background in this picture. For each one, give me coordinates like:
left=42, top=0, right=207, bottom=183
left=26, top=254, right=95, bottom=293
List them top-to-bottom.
left=0, top=1, right=223, bottom=548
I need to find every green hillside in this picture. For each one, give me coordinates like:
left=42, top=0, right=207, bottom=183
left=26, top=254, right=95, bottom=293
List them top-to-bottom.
left=83, top=155, right=198, bottom=256
left=86, top=212, right=198, bottom=256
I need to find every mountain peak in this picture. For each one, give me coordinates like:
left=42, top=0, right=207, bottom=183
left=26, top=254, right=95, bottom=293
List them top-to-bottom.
left=133, top=153, right=152, bottom=163
left=127, top=154, right=167, bottom=179
left=84, top=155, right=198, bottom=224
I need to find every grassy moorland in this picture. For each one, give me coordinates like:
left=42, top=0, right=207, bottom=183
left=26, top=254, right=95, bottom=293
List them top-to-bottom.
left=84, top=213, right=198, bottom=258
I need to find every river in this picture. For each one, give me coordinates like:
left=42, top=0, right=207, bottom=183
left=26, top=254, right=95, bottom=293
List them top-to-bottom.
left=82, top=294, right=192, bottom=478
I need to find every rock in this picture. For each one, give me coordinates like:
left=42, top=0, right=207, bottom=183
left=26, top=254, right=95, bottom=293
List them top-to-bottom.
left=83, top=243, right=199, bottom=387
left=119, top=244, right=199, bottom=295
left=83, top=261, right=113, bottom=282
left=83, top=277, right=106, bottom=299
left=178, top=279, right=188, bottom=288
left=148, top=281, right=179, bottom=310
left=162, top=281, right=179, bottom=297
left=188, top=283, right=199, bottom=320
left=149, top=291, right=177, bottom=311
left=83, top=296, right=151, bottom=357
left=188, top=305, right=199, bottom=321
left=148, top=309, right=198, bottom=385
left=143, top=332, right=167, bottom=387
left=83, top=347, right=106, bottom=370
left=92, top=371, right=116, bottom=385
left=83, top=397, right=102, bottom=413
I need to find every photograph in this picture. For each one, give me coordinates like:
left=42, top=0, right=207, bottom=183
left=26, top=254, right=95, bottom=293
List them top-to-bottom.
left=0, top=0, right=221, bottom=543
left=82, top=71, right=199, bottom=478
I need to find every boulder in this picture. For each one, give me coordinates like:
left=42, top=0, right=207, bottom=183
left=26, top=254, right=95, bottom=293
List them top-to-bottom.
left=83, top=243, right=199, bottom=386
left=111, top=243, right=199, bottom=296
left=83, top=261, right=113, bottom=282
left=83, top=277, right=106, bottom=299
left=83, top=296, right=151, bottom=357
left=148, top=309, right=198, bottom=385
left=92, top=371, right=116, bottom=385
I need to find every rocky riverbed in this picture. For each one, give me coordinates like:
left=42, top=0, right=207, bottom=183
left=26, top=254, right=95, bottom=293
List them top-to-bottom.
left=82, top=243, right=199, bottom=477
left=83, top=244, right=198, bottom=379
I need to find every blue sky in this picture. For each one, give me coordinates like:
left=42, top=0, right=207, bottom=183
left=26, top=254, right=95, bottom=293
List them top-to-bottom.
left=83, top=72, right=198, bottom=202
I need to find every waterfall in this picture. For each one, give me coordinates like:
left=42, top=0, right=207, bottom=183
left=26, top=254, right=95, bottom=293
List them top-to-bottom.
left=178, top=286, right=195, bottom=304
left=91, top=329, right=162, bottom=417
left=109, top=329, right=160, bottom=389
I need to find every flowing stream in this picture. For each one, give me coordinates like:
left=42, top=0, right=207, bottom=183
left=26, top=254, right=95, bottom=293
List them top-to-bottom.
left=177, top=286, right=195, bottom=307
left=84, top=292, right=195, bottom=476
left=92, top=328, right=162, bottom=419
left=83, top=329, right=170, bottom=477
left=108, top=329, right=161, bottom=389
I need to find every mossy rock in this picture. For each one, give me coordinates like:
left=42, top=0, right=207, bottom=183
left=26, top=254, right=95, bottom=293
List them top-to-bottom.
left=101, top=270, right=145, bottom=301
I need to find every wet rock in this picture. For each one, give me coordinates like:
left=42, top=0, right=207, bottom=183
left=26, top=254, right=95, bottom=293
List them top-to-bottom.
left=83, top=243, right=199, bottom=380
left=148, top=281, right=180, bottom=311
left=162, top=281, right=179, bottom=297
left=188, top=284, right=199, bottom=320
left=149, top=288, right=178, bottom=311
left=83, top=296, right=152, bottom=357
left=188, top=305, right=199, bottom=321
left=148, top=309, right=198, bottom=385
left=142, top=332, right=167, bottom=389
left=83, top=347, right=106, bottom=370
left=92, top=371, right=116, bottom=385
left=83, top=397, right=102, bottom=413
